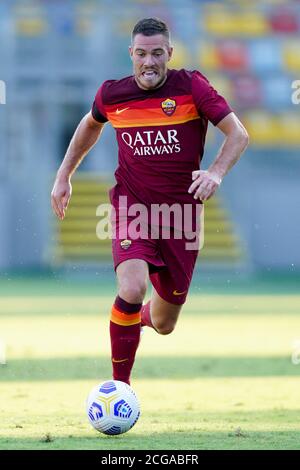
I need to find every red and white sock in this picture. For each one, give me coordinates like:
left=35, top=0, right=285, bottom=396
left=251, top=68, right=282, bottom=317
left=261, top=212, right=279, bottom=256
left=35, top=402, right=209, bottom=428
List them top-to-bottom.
left=110, top=296, right=142, bottom=385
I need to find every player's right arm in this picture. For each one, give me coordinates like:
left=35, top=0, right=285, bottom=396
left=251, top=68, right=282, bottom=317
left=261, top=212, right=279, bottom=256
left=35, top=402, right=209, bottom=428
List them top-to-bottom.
left=51, top=111, right=105, bottom=220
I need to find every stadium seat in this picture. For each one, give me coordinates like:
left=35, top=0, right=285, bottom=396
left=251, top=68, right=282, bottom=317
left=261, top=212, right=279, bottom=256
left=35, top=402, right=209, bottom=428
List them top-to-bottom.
left=14, top=0, right=48, bottom=36
left=74, top=1, right=105, bottom=36
left=269, top=8, right=299, bottom=33
left=204, top=9, right=269, bottom=36
left=204, top=10, right=235, bottom=36
left=235, top=11, right=270, bottom=36
left=15, top=17, right=48, bottom=36
left=76, top=18, right=92, bottom=36
left=248, top=39, right=283, bottom=73
left=169, top=40, right=192, bottom=69
left=217, top=40, right=249, bottom=71
left=283, top=40, right=300, bottom=72
left=198, top=41, right=219, bottom=70
left=232, top=75, right=262, bottom=108
left=262, top=76, right=293, bottom=110
left=237, top=110, right=300, bottom=147
left=243, top=111, right=280, bottom=146
left=278, top=113, right=300, bottom=146
left=55, top=176, right=113, bottom=262
left=199, top=197, right=244, bottom=262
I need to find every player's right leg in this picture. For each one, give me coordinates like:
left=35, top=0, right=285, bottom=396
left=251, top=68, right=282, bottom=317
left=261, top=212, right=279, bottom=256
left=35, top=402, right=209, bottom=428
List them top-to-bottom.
left=109, top=210, right=165, bottom=384
left=117, top=258, right=148, bottom=303
left=109, top=259, right=148, bottom=385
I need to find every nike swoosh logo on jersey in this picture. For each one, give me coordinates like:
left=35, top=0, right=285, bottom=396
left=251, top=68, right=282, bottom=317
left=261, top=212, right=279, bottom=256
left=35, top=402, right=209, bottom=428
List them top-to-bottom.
left=116, top=107, right=130, bottom=114
left=173, top=290, right=187, bottom=296
left=112, top=358, right=129, bottom=363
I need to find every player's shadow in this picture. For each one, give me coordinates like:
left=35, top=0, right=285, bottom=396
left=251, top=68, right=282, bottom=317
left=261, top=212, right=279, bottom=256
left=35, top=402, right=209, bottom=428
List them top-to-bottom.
left=0, top=355, right=299, bottom=381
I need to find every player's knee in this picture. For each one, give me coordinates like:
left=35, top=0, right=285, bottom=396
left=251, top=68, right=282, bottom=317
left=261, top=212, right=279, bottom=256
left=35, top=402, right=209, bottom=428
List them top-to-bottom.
left=119, top=280, right=147, bottom=304
left=155, top=322, right=176, bottom=335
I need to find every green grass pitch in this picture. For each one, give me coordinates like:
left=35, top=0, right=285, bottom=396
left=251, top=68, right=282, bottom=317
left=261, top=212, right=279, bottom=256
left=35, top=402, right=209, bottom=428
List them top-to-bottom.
left=1, top=277, right=300, bottom=450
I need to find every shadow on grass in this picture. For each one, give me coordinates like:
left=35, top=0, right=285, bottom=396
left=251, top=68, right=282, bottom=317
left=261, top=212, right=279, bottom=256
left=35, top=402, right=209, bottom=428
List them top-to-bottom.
left=1, top=355, right=299, bottom=381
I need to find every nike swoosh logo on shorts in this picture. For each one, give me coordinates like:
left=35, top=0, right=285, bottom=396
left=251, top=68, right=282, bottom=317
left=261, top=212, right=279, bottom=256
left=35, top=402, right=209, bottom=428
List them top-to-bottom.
left=116, top=107, right=129, bottom=114
left=173, top=290, right=187, bottom=296
left=112, top=358, right=128, bottom=363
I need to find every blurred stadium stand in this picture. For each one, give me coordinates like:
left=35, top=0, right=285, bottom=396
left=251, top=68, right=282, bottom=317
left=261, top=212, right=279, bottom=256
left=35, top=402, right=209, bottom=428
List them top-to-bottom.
left=0, top=0, right=299, bottom=273
left=56, top=175, right=244, bottom=264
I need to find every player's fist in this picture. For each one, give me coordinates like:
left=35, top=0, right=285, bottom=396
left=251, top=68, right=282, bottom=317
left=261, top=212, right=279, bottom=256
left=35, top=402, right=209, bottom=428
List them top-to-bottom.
left=188, top=170, right=222, bottom=202
left=51, top=176, right=72, bottom=220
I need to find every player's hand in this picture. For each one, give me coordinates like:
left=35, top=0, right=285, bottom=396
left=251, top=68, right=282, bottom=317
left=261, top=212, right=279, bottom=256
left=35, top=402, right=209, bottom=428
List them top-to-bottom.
left=188, top=170, right=222, bottom=202
left=51, top=176, right=72, bottom=220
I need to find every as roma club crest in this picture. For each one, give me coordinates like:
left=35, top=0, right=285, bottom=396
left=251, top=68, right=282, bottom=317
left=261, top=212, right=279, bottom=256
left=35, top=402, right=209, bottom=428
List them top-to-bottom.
left=161, top=98, right=176, bottom=116
left=120, top=239, right=132, bottom=250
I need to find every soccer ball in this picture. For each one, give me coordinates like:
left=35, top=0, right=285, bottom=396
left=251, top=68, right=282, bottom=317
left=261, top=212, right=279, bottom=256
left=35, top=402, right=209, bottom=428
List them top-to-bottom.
left=86, top=380, right=140, bottom=435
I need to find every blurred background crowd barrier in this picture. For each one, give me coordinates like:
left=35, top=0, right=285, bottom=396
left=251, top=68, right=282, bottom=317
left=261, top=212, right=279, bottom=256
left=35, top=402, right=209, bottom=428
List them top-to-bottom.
left=0, top=0, right=299, bottom=276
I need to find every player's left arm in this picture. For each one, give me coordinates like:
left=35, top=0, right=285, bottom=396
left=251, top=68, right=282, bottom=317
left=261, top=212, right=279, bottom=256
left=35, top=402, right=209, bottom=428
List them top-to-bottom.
left=188, top=112, right=249, bottom=201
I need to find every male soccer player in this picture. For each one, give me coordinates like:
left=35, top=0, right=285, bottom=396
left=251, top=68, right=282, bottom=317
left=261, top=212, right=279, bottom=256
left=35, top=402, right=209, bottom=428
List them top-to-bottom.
left=51, top=18, right=249, bottom=385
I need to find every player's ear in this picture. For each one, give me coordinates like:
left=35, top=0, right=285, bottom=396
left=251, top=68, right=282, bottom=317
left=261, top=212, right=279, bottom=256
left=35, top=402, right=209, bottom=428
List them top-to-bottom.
left=129, top=45, right=133, bottom=60
left=167, top=46, right=173, bottom=62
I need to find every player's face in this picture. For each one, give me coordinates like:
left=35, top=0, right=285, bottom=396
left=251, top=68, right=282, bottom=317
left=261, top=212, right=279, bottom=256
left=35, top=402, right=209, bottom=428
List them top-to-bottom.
left=129, top=34, right=173, bottom=90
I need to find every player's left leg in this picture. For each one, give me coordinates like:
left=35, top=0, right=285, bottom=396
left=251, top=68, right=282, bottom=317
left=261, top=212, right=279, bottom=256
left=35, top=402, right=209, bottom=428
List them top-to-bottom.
left=141, top=228, right=199, bottom=334
left=141, top=288, right=183, bottom=335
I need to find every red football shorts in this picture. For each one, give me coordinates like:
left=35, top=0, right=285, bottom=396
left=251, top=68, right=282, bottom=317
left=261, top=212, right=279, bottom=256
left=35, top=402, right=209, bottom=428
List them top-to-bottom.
left=111, top=215, right=199, bottom=305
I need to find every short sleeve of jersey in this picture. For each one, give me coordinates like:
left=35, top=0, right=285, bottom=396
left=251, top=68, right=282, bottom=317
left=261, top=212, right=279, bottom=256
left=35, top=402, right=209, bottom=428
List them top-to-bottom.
left=192, top=71, right=232, bottom=126
left=92, top=83, right=108, bottom=123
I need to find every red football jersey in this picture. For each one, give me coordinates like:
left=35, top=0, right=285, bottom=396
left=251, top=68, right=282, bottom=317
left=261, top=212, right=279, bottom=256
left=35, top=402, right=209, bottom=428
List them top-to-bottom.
left=92, top=68, right=232, bottom=225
